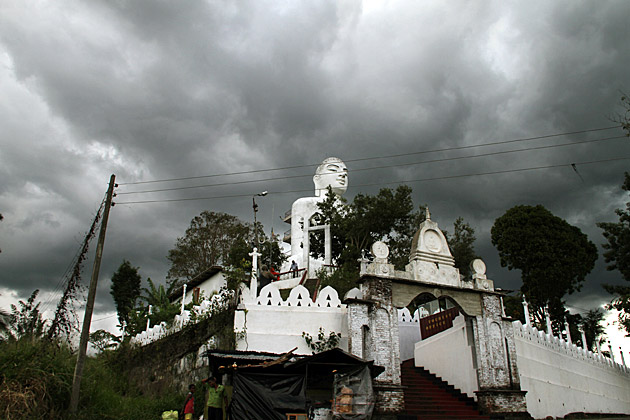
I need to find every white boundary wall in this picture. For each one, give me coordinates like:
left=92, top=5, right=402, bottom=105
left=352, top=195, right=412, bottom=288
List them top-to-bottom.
left=235, top=284, right=348, bottom=355
left=398, top=307, right=422, bottom=362
left=513, top=320, right=630, bottom=419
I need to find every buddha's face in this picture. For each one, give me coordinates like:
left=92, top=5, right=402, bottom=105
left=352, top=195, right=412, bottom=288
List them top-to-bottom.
left=314, top=158, right=348, bottom=196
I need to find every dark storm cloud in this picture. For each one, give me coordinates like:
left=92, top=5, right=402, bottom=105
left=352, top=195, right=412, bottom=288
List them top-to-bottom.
left=1, top=0, right=629, bottom=327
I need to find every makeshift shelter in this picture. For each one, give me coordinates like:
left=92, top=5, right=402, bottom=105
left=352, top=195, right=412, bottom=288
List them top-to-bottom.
left=204, top=348, right=383, bottom=420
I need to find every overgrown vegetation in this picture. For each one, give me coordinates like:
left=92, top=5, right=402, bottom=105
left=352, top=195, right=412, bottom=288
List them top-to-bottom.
left=0, top=290, right=211, bottom=419
left=302, top=327, right=341, bottom=353
left=0, top=337, right=182, bottom=420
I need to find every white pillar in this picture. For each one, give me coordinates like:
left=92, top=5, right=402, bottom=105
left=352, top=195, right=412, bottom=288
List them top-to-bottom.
left=303, top=217, right=310, bottom=277
left=324, top=224, right=331, bottom=266
left=249, top=247, right=262, bottom=300
left=180, top=284, right=187, bottom=315
left=522, top=297, right=531, bottom=326
left=545, top=304, right=552, bottom=336
left=146, top=305, right=152, bottom=332
left=564, top=319, right=572, bottom=344
left=119, top=321, right=126, bottom=348
left=578, top=326, right=587, bottom=349
left=620, top=347, right=627, bottom=367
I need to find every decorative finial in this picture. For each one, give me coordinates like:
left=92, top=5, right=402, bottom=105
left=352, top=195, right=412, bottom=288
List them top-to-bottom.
left=425, top=206, right=431, bottom=221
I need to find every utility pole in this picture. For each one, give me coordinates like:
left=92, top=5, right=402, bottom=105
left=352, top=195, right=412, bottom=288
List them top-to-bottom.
left=70, top=174, right=116, bottom=412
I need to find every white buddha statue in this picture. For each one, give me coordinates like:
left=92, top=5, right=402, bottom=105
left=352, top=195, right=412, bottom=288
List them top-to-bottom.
left=284, top=157, right=348, bottom=276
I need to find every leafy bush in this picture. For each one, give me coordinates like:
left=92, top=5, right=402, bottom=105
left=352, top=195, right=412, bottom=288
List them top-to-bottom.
left=302, top=327, right=341, bottom=353
left=0, top=338, right=182, bottom=420
left=0, top=339, right=73, bottom=419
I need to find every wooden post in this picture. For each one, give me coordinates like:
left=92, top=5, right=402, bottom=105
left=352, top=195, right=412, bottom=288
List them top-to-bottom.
left=70, top=174, right=116, bottom=412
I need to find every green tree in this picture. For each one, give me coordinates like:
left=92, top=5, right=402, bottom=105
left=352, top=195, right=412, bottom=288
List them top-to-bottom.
left=611, top=93, right=630, bottom=136
left=598, top=172, right=630, bottom=334
left=314, top=185, right=422, bottom=271
left=313, top=186, right=477, bottom=294
left=491, top=205, right=598, bottom=325
left=167, top=211, right=251, bottom=287
left=444, top=217, right=478, bottom=279
left=226, top=233, right=285, bottom=272
left=110, top=260, right=142, bottom=327
left=141, top=278, right=180, bottom=329
left=4, top=290, right=47, bottom=341
left=502, top=292, right=526, bottom=323
left=580, top=309, right=606, bottom=351
left=89, top=329, right=119, bottom=353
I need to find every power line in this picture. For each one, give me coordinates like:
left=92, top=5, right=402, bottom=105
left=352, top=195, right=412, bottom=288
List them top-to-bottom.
left=117, top=125, right=622, bottom=186
left=117, top=134, right=626, bottom=196
left=114, top=156, right=630, bottom=205
left=41, top=198, right=107, bottom=313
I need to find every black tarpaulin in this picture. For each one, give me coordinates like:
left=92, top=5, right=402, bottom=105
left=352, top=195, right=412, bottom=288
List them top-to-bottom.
left=332, top=365, right=375, bottom=420
left=230, top=372, right=306, bottom=420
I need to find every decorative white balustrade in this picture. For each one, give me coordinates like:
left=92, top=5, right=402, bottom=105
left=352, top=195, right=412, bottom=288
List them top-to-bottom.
left=255, top=284, right=343, bottom=308
left=129, top=289, right=234, bottom=346
left=513, top=320, right=629, bottom=373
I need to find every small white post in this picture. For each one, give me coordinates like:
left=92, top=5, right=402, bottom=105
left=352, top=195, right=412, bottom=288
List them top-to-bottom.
left=303, top=217, right=310, bottom=278
left=324, top=224, right=331, bottom=266
left=249, top=247, right=262, bottom=300
left=522, top=297, right=531, bottom=326
left=545, top=304, right=552, bottom=336
left=146, top=305, right=153, bottom=332
left=564, top=319, right=572, bottom=344
left=119, top=321, right=126, bottom=348
left=578, top=326, right=587, bottom=349
left=620, top=347, right=627, bottom=367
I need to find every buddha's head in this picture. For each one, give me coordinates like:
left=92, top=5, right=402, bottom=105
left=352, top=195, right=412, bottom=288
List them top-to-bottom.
left=314, top=157, right=348, bottom=196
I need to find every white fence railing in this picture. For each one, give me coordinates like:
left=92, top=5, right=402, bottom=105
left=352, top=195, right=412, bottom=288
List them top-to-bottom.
left=129, top=289, right=234, bottom=346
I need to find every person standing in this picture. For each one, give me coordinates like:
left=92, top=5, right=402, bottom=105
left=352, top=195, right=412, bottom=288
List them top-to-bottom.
left=290, top=260, right=298, bottom=278
left=269, top=266, right=280, bottom=281
left=202, top=376, right=226, bottom=420
left=182, top=384, right=195, bottom=420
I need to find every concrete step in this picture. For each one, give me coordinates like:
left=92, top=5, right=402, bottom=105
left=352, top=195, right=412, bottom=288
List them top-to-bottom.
left=401, top=360, right=488, bottom=419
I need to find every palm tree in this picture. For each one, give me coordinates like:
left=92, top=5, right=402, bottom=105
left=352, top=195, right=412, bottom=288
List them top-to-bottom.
left=141, top=278, right=177, bottom=308
left=139, top=279, right=180, bottom=327
left=582, top=309, right=606, bottom=352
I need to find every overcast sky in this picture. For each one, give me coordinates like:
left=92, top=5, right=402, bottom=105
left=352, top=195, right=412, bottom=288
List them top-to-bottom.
left=1, top=1, right=629, bottom=352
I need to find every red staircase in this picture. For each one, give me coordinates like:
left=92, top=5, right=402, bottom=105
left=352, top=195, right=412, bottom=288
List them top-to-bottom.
left=400, top=359, right=491, bottom=420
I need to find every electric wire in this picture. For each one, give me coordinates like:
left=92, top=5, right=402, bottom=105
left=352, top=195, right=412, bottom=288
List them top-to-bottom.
left=117, top=125, right=622, bottom=186
left=117, top=134, right=627, bottom=196
left=114, top=156, right=630, bottom=205
left=41, top=197, right=106, bottom=313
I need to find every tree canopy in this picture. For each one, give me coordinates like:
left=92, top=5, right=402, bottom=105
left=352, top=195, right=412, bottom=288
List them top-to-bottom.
left=598, top=172, right=630, bottom=334
left=312, top=185, right=478, bottom=296
left=313, top=185, right=422, bottom=272
left=491, top=205, right=597, bottom=324
left=167, top=211, right=251, bottom=287
left=443, top=217, right=479, bottom=279
left=110, top=260, right=142, bottom=327
left=2, top=290, right=47, bottom=341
